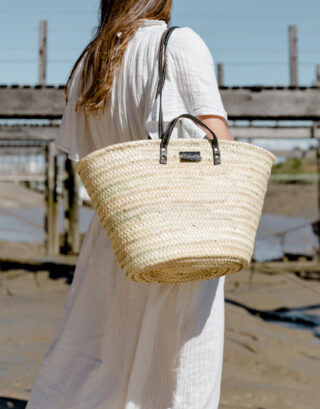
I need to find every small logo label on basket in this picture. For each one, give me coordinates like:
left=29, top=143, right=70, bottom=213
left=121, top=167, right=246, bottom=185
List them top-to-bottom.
left=179, top=151, right=201, bottom=162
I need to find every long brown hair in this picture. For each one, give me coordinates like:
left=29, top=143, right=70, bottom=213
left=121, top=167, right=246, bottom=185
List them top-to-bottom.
left=64, top=0, right=173, bottom=116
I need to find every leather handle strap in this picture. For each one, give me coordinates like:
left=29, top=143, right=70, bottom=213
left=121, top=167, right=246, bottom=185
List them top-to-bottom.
left=154, top=25, right=222, bottom=166
left=155, top=26, right=180, bottom=139
left=160, top=113, right=221, bottom=165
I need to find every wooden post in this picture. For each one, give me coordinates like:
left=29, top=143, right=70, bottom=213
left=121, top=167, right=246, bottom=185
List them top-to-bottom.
left=39, top=20, right=47, bottom=86
left=289, top=25, right=298, bottom=86
left=217, top=63, right=224, bottom=88
left=316, top=64, right=320, bottom=87
left=315, top=66, right=320, bottom=257
left=317, top=134, right=320, bottom=258
left=45, top=141, right=59, bottom=255
left=63, top=158, right=80, bottom=254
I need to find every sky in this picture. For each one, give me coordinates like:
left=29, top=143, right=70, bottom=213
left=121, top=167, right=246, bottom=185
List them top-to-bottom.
left=0, top=0, right=319, bottom=86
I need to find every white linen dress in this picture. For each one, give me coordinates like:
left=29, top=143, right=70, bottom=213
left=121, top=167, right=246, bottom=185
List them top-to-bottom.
left=26, top=19, right=229, bottom=409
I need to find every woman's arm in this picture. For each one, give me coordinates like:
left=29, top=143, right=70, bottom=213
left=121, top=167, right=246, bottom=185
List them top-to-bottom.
left=196, top=115, right=235, bottom=141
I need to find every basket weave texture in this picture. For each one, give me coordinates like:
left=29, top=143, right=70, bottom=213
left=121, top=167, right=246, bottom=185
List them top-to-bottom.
left=76, top=138, right=276, bottom=284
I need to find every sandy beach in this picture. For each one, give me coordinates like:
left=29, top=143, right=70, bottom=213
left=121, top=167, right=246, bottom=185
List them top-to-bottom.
left=0, top=181, right=319, bottom=409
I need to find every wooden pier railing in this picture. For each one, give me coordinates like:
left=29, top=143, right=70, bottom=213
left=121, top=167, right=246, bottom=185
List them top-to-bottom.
left=0, top=84, right=320, bottom=256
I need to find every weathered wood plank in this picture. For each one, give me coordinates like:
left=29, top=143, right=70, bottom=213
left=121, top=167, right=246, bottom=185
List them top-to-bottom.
left=1, top=87, right=320, bottom=119
left=0, top=88, right=65, bottom=119
left=220, top=88, right=320, bottom=120
left=0, top=124, right=319, bottom=140
left=0, top=125, right=59, bottom=140
left=229, top=125, right=320, bottom=139
left=0, top=146, right=45, bottom=155
left=0, top=175, right=46, bottom=182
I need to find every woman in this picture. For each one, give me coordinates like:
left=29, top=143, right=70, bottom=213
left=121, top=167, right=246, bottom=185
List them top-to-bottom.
left=26, top=1, right=234, bottom=408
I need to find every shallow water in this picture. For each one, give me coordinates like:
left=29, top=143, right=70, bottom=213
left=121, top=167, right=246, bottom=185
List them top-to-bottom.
left=0, top=204, right=94, bottom=243
left=0, top=205, right=318, bottom=262
left=255, top=213, right=318, bottom=261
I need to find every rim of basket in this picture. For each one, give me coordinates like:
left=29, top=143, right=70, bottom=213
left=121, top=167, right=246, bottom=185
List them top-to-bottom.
left=75, top=138, right=276, bottom=168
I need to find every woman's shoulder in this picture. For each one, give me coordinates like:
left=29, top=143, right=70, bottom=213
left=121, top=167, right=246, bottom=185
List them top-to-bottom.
left=165, top=26, right=214, bottom=76
left=167, top=26, right=211, bottom=57
left=170, top=26, right=207, bottom=43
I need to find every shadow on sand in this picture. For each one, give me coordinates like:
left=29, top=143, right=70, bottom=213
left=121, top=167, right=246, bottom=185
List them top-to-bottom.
left=0, top=260, right=75, bottom=285
left=226, top=298, right=320, bottom=339
left=0, top=396, right=27, bottom=409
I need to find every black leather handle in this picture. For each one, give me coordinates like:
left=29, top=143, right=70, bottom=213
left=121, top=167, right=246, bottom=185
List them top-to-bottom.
left=153, top=26, right=222, bottom=166
left=155, top=26, right=180, bottom=139
left=159, top=113, right=221, bottom=165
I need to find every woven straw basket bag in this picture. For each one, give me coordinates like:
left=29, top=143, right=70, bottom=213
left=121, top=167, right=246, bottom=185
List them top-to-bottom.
left=76, top=26, right=276, bottom=284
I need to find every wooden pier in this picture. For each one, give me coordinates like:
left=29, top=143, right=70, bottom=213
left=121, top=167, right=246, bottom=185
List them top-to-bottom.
left=1, top=84, right=320, bottom=256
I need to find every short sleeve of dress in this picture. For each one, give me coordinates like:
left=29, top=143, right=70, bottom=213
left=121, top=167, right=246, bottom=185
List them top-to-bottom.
left=144, top=26, right=228, bottom=141
left=167, top=27, right=228, bottom=126
left=55, top=58, right=94, bottom=162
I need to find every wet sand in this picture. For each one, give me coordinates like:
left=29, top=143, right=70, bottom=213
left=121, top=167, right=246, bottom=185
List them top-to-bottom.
left=0, top=181, right=319, bottom=408
left=263, top=182, right=318, bottom=219
left=0, top=262, right=319, bottom=409
left=221, top=268, right=320, bottom=409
